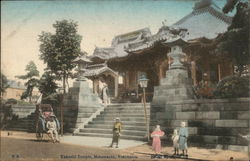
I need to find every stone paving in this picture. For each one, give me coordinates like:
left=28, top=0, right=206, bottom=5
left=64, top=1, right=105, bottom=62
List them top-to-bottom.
left=1, top=131, right=249, bottom=161
left=61, top=135, right=146, bottom=149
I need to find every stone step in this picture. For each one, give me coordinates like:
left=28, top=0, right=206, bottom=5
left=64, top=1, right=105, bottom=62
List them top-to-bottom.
left=108, top=103, right=150, bottom=107
left=12, top=105, right=36, bottom=109
left=106, top=105, right=150, bottom=109
left=78, top=108, right=101, bottom=113
left=103, top=109, right=149, bottom=113
left=64, top=113, right=94, bottom=118
left=99, top=113, right=150, bottom=117
left=14, top=114, right=34, bottom=118
left=64, top=117, right=88, bottom=123
left=93, top=117, right=146, bottom=122
left=88, top=121, right=146, bottom=126
left=8, top=122, right=34, bottom=127
left=85, top=124, right=147, bottom=131
left=6, top=127, right=30, bottom=131
left=80, top=128, right=146, bottom=136
left=75, top=132, right=146, bottom=141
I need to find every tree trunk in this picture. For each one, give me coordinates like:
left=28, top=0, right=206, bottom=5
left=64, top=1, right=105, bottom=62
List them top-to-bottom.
left=63, top=72, right=66, bottom=94
left=66, top=74, right=70, bottom=92
left=29, top=87, right=33, bottom=103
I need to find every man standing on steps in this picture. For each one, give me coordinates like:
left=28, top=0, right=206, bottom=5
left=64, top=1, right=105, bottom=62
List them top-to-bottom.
left=109, top=118, right=122, bottom=148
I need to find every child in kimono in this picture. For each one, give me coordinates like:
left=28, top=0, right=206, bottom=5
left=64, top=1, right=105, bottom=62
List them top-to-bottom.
left=110, top=118, right=122, bottom=148
left=179, top=122, right=188, bottom=156
left=151, top=125, right=165, bottom=154
left=172, top=129, right=179, bottom=155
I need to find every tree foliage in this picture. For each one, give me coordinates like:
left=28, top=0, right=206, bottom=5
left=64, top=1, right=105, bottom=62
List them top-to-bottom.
left=217, top=0, right=249, bottom=75
left=38, top=20, right=82, bottom=93
left=16, top=61, right=39, bottom=102
left=38, top=70, right=58, bottom=97
left=38, top=70, right=59, bottom=107
left=0, top=73, right=9, bottom=95
left=214, top=75, right=249, bottom=98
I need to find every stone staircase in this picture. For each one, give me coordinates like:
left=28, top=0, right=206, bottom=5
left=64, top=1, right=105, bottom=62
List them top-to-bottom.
left=74, top=103, right=150, bottom=141
left=5, top=105, right=36, bottom=132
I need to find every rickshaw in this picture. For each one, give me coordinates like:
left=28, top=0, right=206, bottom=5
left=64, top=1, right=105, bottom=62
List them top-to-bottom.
left=35, top=104, right=60, bottom=141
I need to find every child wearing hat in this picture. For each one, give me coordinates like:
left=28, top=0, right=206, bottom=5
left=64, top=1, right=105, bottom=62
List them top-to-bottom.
left=110, top=118, right=122, bottom=148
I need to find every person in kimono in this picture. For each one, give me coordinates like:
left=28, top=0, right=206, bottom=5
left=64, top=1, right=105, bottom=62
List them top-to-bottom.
left=102, top=83, right=110, bottom=105
left=46, top=117, right=59, bottom=143
left=110, top=118, right=122, bottom=148
left=179, top=121, right=188, bottom=156
left=151, top=125, right=165, bottom=154
left=172, top=129, right=179, bottom=155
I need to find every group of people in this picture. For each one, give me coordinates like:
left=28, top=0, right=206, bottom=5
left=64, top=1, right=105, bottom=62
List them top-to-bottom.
left=108, top=118, right=188, bottom=157
left=151, top=122, right=189, bottom=156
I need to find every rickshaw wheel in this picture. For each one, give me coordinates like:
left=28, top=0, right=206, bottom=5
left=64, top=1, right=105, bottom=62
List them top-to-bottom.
left=35, top=121, right=43, bottom=141
left=36, top=132, right=43, bottom=141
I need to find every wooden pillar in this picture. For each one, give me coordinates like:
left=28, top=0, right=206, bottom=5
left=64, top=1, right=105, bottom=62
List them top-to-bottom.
left=191, top=61, right=197, bottom=85
left=159, top=64, right=162, bottom=81
left=218, top=64, right=222, bottom=81
left=125, top=71, right=129, bottom=89
left=114, top=75, right=118, bottom=97
left=92, top=79, right=95, bottom=93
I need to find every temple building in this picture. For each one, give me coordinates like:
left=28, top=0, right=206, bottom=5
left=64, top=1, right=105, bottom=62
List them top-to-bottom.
left=84, top=0, right=233, bottom=102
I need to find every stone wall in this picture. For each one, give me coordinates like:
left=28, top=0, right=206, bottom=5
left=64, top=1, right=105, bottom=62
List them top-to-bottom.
left=57, top=80, right=103, bottom=132
left=150, top=97, right=250, bottom=152
left=11, top=105, right=36, bottom=118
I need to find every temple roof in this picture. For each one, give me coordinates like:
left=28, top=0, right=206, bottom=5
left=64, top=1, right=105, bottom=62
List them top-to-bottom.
left=90, top=0, right=232, bottom=59
left=172, top=0, right=232, bottom=40
left=91, top=28, right=152, bottom=60
left=111, top=28, right=151, bottom=46
left=91, top=47, right=117, bottom=60
left=73, top=55, right=92, bottom=63
left=83, top=63, right=118, bottom=78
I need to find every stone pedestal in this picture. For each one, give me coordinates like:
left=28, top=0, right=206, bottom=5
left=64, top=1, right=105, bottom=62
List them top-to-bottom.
left=150, top=40, right=194, bottom=130
left=152, top=69, right=194, bottom=105
left=62, top=80, right=103, bottom=132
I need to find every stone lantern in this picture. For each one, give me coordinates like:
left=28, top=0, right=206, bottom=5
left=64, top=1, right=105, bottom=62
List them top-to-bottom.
left=165, top=38, right=188, bottom=70
left=73, top=55, right=92, bottom=81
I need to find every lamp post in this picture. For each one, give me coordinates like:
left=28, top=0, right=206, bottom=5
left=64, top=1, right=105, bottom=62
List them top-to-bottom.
left=139, top=75, right=149, bottom=142
left=58, top=88, right=64, bottom=136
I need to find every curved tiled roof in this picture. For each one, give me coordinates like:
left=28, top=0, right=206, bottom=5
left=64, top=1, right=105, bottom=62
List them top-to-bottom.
left=91, top=0, right=232, bottom=58
left=172, top=0, right=232, bottom=40
left=83, top=63, right=118, bottom=77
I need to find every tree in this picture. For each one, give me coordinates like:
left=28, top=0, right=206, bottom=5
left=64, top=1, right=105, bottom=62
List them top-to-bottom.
left=217, top=0, right=249, bottom=76
left=38, top=20, right=82, bottom=93
left=16, top=61, right=39, bottom=102
left=38, top=70, right=58, bottom=98
left=38, top=70, right=59, bottom=106
left=0, top=73, right=9, bottom=96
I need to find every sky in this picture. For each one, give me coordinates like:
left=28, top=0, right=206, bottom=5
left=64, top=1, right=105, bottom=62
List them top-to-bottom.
left=1, top=0, right=229, bottom=81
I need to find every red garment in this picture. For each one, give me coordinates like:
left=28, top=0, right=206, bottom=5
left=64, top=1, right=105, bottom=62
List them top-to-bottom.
left=151, top=130, right=165, bottom=153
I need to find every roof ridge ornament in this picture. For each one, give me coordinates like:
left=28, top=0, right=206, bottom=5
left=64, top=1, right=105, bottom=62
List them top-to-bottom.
left=194, top=0, right=219, bottom=10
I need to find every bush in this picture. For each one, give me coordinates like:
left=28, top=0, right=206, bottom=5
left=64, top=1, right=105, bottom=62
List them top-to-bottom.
left=213, top=75, right=249, bottom=98
left=17, top=100, right=34, bottom=105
